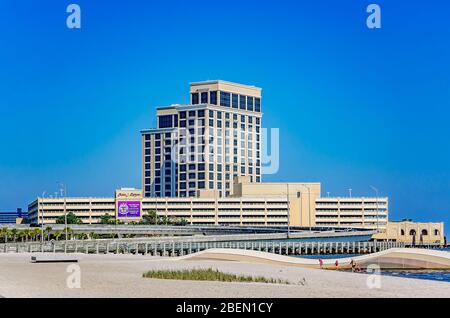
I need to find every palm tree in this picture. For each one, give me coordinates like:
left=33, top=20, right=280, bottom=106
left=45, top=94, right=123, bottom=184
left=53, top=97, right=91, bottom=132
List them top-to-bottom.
left=44, top=226, right=52, bottom=241
left=64, top=227, right=73, bottom=240
left=0, top=228, right=9, bottom=243
left=10, top=228, right=18, bottom=242
left=32, top=228, right=41, bottom=241
left=23, top=229, right=31, bottom=242
left=18, top=230, right=26, bottom=242
left=54, top=231, right=62, bottom=241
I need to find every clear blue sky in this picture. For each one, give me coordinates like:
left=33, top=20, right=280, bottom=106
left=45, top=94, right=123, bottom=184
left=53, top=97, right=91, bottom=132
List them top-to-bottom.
left=0, top=0, right=449, bottom=226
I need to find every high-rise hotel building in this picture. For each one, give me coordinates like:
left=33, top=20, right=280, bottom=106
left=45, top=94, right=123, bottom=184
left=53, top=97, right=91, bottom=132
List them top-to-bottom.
left=141, top=80, right=262, bottom=198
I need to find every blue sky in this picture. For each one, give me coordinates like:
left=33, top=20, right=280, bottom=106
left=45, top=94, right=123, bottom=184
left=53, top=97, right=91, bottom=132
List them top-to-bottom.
left=0, top=0, right=449, bottom=226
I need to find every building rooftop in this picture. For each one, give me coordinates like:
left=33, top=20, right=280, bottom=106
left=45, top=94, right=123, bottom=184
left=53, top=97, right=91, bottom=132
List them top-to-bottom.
left=190, top=80, right=262, bottom=91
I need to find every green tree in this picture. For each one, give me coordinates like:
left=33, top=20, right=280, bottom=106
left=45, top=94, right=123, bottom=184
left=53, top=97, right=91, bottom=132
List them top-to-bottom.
left=140, top=210, right=158, bottom=225
left=56, top=212, right=82, bottom=224
left=100, top=214, right=115, bottom=224
left=44, top=226, right=53, bottom=241
left=64, top=227, right=73, bottom=240
left=0, top=228, right=9, bottom=243
left=10, top=228, right=18, bottom=242
left=31, top=228, right=41, bottom=241
left=23, top=229, right=32, bottom=242
left=18, top=230, right=26, bottom=242
left=54, top=231, right=62, bottom=241
left=77, top=232, right=88, bottom=240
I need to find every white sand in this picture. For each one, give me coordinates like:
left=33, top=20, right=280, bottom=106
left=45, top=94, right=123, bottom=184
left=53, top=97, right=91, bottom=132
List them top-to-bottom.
left=0, top=253, right=449, bottom=298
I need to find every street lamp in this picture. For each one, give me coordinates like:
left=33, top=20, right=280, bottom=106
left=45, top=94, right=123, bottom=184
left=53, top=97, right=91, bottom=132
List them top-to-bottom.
left=57, top=182, right=68, bottom=244
left=286, top=183, right=291, bottom=238
left=299, top=185, right=312, bottom=232
left=370, top=185, right=379, bottom=232
left=41, top=191, right=46, bottom=251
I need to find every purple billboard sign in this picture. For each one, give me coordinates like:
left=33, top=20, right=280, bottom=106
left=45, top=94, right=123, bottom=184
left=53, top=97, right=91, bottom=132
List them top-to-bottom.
left=117, top=201, right=141, bottom=218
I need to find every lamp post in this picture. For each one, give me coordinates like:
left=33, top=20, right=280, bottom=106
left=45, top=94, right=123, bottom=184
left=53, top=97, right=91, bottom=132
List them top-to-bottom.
left=57, top=182, right=68, bottom=244
left=286, top=183, right=290, bottom=238
left=299, top=185, right=312, bottom=232
left=370, top=185, right=379, bottom=232
left=41, top=191, right=46, bottom=251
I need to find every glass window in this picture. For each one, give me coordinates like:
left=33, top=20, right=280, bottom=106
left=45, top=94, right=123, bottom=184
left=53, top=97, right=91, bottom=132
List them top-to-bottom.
left=210, top=91, right=218, bottom=105
left=220, top=91, right=231, bottom=107
left=201, top=92, right=208, bottom=104
left=191, top=93, right=199, bottom=104
left=232, top=94, right=239, bottom=108
left=239, top=95, right=246, bottom=110
left=247, top=96, right=254, bottom=111
left=255, top=98, right=261, bottom=112
left=197, top=109, right=205, bottom=118
left=179, top=111, right=187, bottom=119
left=158, top=115, right=173, bottom=128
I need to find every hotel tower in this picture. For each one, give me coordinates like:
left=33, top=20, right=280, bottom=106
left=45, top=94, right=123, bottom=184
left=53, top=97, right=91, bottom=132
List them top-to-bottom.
left=141, top=80, right=263, bottom=198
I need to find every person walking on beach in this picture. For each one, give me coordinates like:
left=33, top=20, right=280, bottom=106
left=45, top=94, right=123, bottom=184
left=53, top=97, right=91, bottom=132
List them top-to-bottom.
left=319, top=259, right=323, bottom=269
left=350, top=259, right=356, bottom=272
left=335, top=260, right=339, bottom=270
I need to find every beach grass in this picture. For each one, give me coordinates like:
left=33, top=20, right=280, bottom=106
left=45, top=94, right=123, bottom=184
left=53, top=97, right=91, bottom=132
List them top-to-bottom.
left=143, top=267, right=290, bottom=284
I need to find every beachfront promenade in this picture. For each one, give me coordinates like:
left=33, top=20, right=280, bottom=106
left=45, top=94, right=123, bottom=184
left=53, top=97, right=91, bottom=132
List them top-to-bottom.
left=181, top=248, right=450, bottom=270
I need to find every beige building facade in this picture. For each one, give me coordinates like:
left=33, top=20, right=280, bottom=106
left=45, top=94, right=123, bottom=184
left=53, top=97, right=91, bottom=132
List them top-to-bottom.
left=28, top=178, right=388, bottom=230
left=315, top=197, right=389, bottom=230
left=373, top=221, right=445, bottom=244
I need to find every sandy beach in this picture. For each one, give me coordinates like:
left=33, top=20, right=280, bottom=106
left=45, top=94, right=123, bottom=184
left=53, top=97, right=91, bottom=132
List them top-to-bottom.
left=0, top=253, right=449, bottom=298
